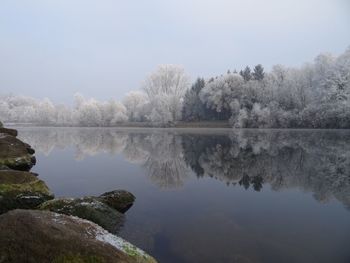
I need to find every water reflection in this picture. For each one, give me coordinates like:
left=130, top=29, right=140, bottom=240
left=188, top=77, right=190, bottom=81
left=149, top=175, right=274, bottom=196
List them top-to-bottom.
left=17, top=128, right=350, bottom=209
left=182, top=129, right=350, bottom=209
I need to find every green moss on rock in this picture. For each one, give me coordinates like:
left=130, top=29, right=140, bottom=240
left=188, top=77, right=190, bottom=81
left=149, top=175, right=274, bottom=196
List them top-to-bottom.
left=0, top=134, right=36, bottom=171
left=0, top=170, right=54, bottom=214
left=98, top=190, right=135, bottom=213
left=40, top=197, right=125, bottom=234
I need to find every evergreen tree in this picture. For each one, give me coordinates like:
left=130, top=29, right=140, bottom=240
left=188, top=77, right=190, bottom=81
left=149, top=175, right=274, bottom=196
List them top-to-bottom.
left=252, top=64, right=265, bottom=81
left=240, top=66, right=252, bottom=82
left=182, top=78, right=207, bottom=121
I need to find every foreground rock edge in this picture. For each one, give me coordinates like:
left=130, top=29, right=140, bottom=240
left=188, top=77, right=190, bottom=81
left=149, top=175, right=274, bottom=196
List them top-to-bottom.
left=0, top=169, right=54, bottom=214
left=0, top=209, right=157, bottom=263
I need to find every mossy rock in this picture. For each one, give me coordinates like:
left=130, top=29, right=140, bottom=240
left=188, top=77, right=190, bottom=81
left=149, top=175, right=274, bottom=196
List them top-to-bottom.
left=0, top=121, right=3, bottom=128
left=0, top=127, right=18, bottom=137
left=0, top=134, right=36, bottom=170
left=0, top=170, right=54, bottom=214
left=99, top=190, right=135, bottom=213
left=40, top=197, right=125, bottom=234
left=0, top=209, right=158, bottom=263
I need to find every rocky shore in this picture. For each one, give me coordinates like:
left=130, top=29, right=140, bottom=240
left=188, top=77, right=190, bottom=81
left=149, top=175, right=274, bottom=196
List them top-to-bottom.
left=0, top=122, right=157, bottom=263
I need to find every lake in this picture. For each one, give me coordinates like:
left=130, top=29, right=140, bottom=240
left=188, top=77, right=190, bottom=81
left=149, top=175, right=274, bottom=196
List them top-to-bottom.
left=16, top=127, right=350, bottom=263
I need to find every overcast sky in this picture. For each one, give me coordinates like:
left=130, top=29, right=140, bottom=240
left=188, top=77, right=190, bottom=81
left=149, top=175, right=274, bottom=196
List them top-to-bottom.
left=0, top=0, right=349, bottom=103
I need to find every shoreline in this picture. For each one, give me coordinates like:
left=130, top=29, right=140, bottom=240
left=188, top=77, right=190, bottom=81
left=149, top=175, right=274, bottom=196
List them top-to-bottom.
left=8, top=123, right=350, bottom=132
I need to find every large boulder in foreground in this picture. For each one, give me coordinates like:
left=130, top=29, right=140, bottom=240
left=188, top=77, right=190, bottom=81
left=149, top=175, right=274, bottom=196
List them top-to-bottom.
left=0, top=133, right=36, bottom=170
left=0, top=170, right=54, bottom=214
left=99, top=190, right=136, bottom=213
left=40, top=197, right=125, bottom=234
left=0, top=209, right=157, bottom=263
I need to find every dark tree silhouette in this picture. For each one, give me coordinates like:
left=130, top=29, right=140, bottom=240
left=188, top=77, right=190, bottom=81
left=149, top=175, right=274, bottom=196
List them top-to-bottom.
left=252, top=64, right=265, bottom=81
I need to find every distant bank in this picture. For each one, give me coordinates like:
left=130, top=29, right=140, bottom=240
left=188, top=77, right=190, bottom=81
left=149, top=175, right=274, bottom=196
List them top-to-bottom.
left=5, top=121, right=231, bottom=129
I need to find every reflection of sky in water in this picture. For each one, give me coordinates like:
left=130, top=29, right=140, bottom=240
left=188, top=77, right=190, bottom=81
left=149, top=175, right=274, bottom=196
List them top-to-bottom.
left=17, top=127, right=350, bottom=263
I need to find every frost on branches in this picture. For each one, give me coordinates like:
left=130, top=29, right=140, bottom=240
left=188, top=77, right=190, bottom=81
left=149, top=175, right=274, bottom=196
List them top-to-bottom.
left=1, top=47, right=349, bottom=128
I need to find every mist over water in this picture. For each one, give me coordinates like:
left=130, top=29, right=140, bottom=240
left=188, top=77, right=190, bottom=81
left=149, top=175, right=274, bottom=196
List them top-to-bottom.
left=16, top=127, right=350, bottom=263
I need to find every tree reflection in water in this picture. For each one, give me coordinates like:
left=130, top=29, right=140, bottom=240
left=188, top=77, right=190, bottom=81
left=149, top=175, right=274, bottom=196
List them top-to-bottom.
left=18, top=127, right=350, bottom=208
left=182, top=129, right=350, bottom=209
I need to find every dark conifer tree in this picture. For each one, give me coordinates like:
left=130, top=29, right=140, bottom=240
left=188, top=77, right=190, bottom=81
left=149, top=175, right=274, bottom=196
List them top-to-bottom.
left=252, top=64, right=265, bottom=81
left=240, top=66, right=252, bottom=81
left=182, top=78, right=206, bottom=121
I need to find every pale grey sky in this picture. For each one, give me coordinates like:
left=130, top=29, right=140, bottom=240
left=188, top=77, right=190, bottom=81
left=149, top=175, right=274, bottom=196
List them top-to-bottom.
left=0, top=0, right=349, bottom=103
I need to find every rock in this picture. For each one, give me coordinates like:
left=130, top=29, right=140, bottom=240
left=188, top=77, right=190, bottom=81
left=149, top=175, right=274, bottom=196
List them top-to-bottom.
left=0, top=121, right=2, bottom=128
left=0, top=127, right=18, bottom=137
left=0, top=133, right=36, bottom=170
left=25, top=143, right=36, bottom=154
left=0, top=164, right=10, bottom=170
left=0, top=170, right=54, bottom=214
left=40, top=190, right=137, bottom=233
left=99, top=190, right=136, bottom=213
left=40, top=197, right=125, bottom=234
left=0, top=209, right=157, bottom=263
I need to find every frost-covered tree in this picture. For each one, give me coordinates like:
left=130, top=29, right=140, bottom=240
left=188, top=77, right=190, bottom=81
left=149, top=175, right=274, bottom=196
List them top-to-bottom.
left=1, top=46, right=349, bottom=128
left=196, top=46, right=350, bottom=128
left=325, top=48, right=350, bottom=101
left=143, top=65, right=190, bottom=123
left=200, top=73, right=244, bottom=120
left=123, top=91, right=148, bottom=121
left=73, top=94, right=127, bottom=126
left=74, top=97, right=103, bottom=126
left=36, top=98, right=56, bottom=125
left=55, top=104, right=73, bottom=125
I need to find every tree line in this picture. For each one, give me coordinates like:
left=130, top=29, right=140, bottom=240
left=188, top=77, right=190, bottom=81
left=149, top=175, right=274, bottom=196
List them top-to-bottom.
left=0, top=46, right=349, bottom=128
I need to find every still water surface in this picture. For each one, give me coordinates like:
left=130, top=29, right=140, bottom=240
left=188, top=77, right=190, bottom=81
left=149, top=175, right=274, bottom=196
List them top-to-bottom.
left=17, top=127, right=350, bottom=263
